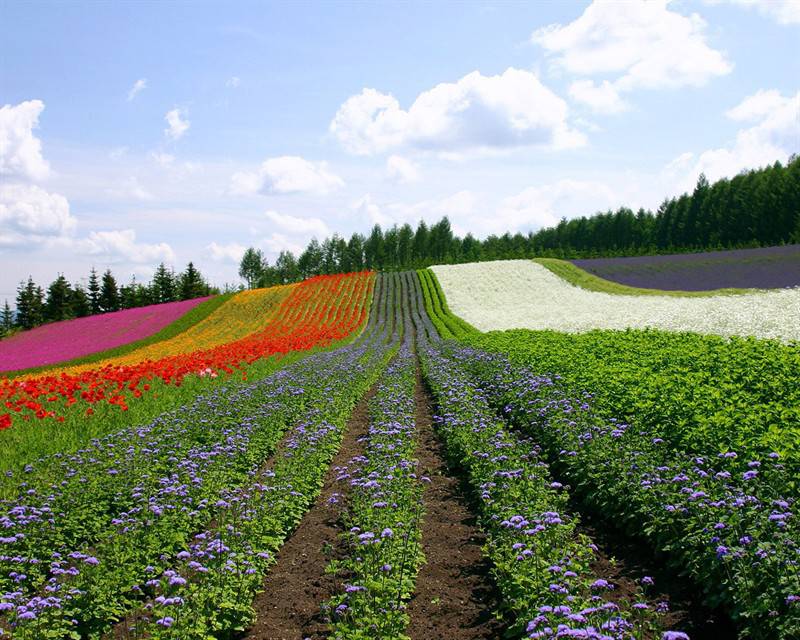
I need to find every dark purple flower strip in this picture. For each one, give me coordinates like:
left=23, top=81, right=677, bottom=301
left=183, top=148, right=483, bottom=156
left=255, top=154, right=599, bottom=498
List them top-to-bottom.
left=571, top=244, right=800, bottom=291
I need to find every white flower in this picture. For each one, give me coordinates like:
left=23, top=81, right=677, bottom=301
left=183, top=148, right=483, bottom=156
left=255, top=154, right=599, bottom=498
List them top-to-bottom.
left=431, top=260, right=800, bottom=342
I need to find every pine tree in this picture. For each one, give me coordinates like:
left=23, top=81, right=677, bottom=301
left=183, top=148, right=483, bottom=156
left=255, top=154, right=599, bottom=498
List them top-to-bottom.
left=178, top=262, right=207, bottom=300
left=151, top=263, right=177, bottom=303
left=87, top=267, right=101, bottom=314
left=99, top=269, right=121, bottom=313
left=45, top=274, right=75, bottom=322
left=15, top=277, right=44, bottom=329
left=71, top=285, right=91, bottom=317
left=0, top=300, right=13, bottom=338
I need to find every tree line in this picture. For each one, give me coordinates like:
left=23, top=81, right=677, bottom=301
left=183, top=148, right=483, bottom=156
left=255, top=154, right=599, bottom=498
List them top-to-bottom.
left=237, top=157, right=799, bottom=288
left=2, top=262, right=219, bottom=337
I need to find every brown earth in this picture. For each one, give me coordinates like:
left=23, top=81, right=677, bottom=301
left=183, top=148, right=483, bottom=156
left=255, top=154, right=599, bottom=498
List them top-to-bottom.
left=405, top=367, right=506, bottom=640
left=241, top=384, right=376, bottom=640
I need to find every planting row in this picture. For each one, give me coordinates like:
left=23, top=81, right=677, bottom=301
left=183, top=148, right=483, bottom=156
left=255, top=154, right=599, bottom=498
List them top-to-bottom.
left=1, top=272, right=373, bottom=476
left=0, top=274, right=394, bottom=638
left=326, top=303, right=424, bottom=638
left=462, top=328, right=800, bottom=476
left=441, top=341, right=800, bottom=639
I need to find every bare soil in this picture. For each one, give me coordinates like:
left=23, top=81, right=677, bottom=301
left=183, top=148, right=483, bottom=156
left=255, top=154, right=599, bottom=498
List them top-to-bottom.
left=405, top=367, right=506, bottom=640
left=241, top=384, right=376, bottom=640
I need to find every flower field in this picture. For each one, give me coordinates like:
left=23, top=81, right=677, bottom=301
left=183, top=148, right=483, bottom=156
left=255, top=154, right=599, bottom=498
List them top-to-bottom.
left=571, top=244, right=800, bottom=291
left=431, top=260, right=800, bottom=341
left=0, top=261, right=797, bottom=639
left=0, top=272, right=373, bottom=474
left=0, top=297, right=211, bottom=373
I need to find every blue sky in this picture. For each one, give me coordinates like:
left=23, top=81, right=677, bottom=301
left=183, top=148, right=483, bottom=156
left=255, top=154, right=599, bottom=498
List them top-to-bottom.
left=1, top=0, right=798, bottom=301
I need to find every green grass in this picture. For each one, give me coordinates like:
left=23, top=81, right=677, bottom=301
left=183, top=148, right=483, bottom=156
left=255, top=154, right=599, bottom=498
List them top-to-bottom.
left=533, top=258, right=755, bottom=297
left=416, top=268, right=478, bottom=339
left=1, top=293, right=234, bottom=379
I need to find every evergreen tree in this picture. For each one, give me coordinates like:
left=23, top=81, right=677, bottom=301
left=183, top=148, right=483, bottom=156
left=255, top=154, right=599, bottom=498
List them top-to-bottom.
left=412, top=220, right=429, bottom=265
left=364, top=224, right=385, bottom=270
left=345, top=233, right=365, bottom=271
left=297, top=240, right=323, bottom=279
left=239, top=248, right=265, bottom=289
left=178, top=262, right=206, bottom=300
left=150, top=263, right=177, bottom=303
left=87, top=267, right=101, bottom=314
left=99, top=269, right=121, bottom=313
left=45, top=274, right=75, bottom=322
left=15, top=277, right=44, bottom=329
left=71, top=285, right=91, bottom=317
left=0, top=300, right=13, bottom=338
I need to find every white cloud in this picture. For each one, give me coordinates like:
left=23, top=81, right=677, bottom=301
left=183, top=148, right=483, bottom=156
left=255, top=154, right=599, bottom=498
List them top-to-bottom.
left=708, top=0, right=800, bottom=25
left=533, top=1, right=732, bottom=111
left=330, top=68, right=585, bottom=156
left=226, top=76, right=241, bottom=88
left=127, top=78, right=148, bottom=101
left=569, top=80, right=628, bottom=114
left=665, top=89, right=800, bottom=191
left=0, top=100, right=50, bottom=181
left=164, top=108, right=190, bottom=140
left=150, top=151, right=175, bottom=167
left=386, top=155, right=421, bottom=183
left=230, top=156, right=345, bottom=195
left=105, top=176, right=154, bottom=201
left=493, top=179, right=619, bottom=234
left=0, top=183, right=77, bottom=242
left=352, top=190, right=479, bottom=233
left=353, top=194, right=394, bottom=227
left=263, top=210, right=330, bottom=238
left=76, top=229, right=175, bottom=264
left=262, top=232, right=305, bottom=257
left=208, top=240, right=248, bottom=263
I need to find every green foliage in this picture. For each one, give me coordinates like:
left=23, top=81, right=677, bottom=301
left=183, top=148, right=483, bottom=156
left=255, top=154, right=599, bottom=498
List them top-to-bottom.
left=416, top=268, right=477, bottom=340
left=464, top=329, right=800, bottom=470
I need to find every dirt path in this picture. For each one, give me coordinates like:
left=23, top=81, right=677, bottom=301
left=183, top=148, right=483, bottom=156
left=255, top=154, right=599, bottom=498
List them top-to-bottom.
left=405, top=367, right=505, bottom=640
left=242, top=384, right=376, bottom=640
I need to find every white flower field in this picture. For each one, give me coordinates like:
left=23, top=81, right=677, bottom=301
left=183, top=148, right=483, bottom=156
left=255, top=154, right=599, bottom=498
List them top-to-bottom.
left=431, top=260, right=800, bottom=342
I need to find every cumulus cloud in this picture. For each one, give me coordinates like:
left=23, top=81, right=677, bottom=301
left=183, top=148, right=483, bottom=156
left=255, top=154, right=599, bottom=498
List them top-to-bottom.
left=708, top=0, right=800, bottom=25
left=533, top=1, right=732, bottom=111
left=330, top=68, right=585, bottom=155
left=226, top=76, right=241, bottom=88
left=127, top=78, right=147, bottom=101
left=568, top=80, right=628, bottom=114
left=665, top=89, right=800, bottom=191
left=0, top=100, right=50, bottom=181
left=164, top=108, right=190, bottom=140
left=386, top=155, right=421, bottom=183
left=230, top=156, right=345, bottom=195
left=105, top=176, right=154, bottom=201
left=493, top=179, right=619, bottom=234
left=0, top=183, right=77, bottom=242
left=353, top=190, right=478, bottom=232
left=263, top=210, right=330, bottom=237
left=77, top=229, right=175, bottom=264
left=208, top=240, right=248, bottom=263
